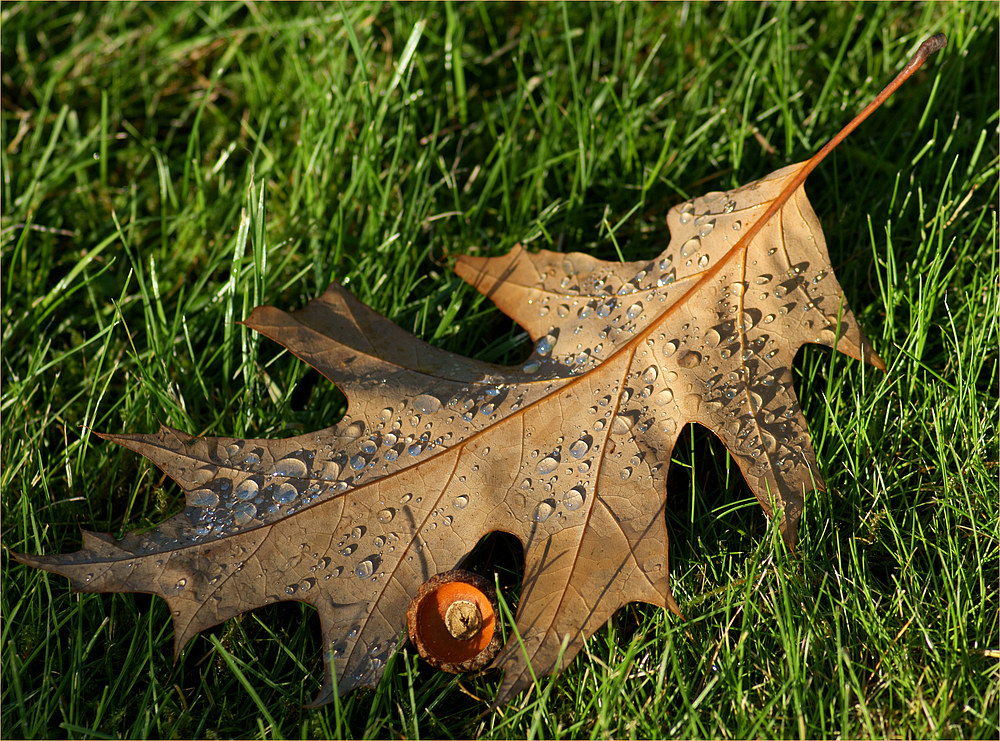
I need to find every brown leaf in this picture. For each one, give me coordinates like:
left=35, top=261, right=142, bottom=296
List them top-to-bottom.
left=14, top=35, right=945, bottom=706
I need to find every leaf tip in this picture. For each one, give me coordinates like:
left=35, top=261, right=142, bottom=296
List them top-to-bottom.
left=917, top=33, right=947, bottom=60
left=10, top=549, right=36, bottom=569
left=666, top=590, right=685, bottom=621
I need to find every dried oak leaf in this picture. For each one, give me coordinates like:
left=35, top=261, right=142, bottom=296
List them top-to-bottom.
left=15, top=36, right=945, bottom=707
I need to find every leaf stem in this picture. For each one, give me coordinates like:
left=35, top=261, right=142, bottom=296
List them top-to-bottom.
left=748, top=34, right=948, bottom=243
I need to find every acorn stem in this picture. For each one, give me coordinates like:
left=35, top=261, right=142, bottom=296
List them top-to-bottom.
left=444, top=599, right=483, bottom=640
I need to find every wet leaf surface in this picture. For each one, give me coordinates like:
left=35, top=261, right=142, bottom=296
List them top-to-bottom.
left=15, top=36, right=946, bottom=707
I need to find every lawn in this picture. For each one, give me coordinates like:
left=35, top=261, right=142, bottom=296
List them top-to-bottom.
left=2, top=2, right=998, bottom=738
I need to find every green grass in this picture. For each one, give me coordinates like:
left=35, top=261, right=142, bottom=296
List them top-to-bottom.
left=2, top=2, right=997, bottom=738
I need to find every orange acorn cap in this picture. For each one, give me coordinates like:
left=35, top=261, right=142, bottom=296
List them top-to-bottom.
left=406, top=569, right=502, bottom=673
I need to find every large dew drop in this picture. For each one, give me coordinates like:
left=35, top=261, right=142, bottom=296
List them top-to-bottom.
left=535, top=335, right=555, bottom=356
left=678, top=350, right=702, bottom=368
left=412, top=394, right=441, bottom=414
left=611, top=415, right=635, bottom=435
left=343, top=420, right=365, bottom=439
left=569, top=437, right=591, bottom=459
left=536, top=456, right=559, bottom=475
left=273, top=457, right=308, bottom=478
left=320, top=460, right=341, bottom=480
left=235, top=479, right=259, bottom=501
left=273, top=482, right=298, bottom=504
left=563, top=486, right=586, bottom=510
left=190, top=489, right=219, bottom=507
left=534, top=499, right=555, bottom=522
left=233, top=501, right=257, bottom=526
left=377, top=508, right=396, bottom=523
left=355, top=557, right=379, bottom=580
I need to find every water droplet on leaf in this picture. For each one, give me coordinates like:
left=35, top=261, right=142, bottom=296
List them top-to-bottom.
left=681, top=237, right=700, bottom=258
left=535, top=334, right=556, bottom=356
left=678, top=350, right=702, bottom=368
left=655, top=388, right=674, bottom=405
left=412, top=393, right=441, bottom=415
left=611, top=415, right=634, bottom=435
left=343, top=421, right=365, bottom=439
left=569, top=437, right=591, bottom=458
left=537, top=456, right=559, bottom=474
left=273, top=458, right=308, bottom=478
left=273, top=482, right=297, bottom=504
left=563, top=486, right=586, bottom=510
left=190, top=489, right=219, bottom=507
left=534, top=499, right=555, bottom=521
left=233, top=501, right=257, bottom=526
left=356, top=556, right=380, bottom=579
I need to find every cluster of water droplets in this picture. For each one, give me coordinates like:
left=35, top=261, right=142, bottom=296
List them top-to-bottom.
left=512, top=178, right=846, bottom=491
left=622, top=181, right=844, bottom=481
left=511, top=185, right=763, bottom=382
left=516, top=253, right=687, bottom=378
left=174, top=362, right=574, bottom=544
left=499, top=365, right=676, bottom=528
left=524, top=433, right=593, bottom=524
left=178, top=440, right=325, bottom=541
left=280, top=447, right=496, bottom=606
left=330, top=633, right=400, bottom=687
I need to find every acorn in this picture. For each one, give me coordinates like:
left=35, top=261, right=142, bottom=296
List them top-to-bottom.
left=406, top=569, right=502, bottom=673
